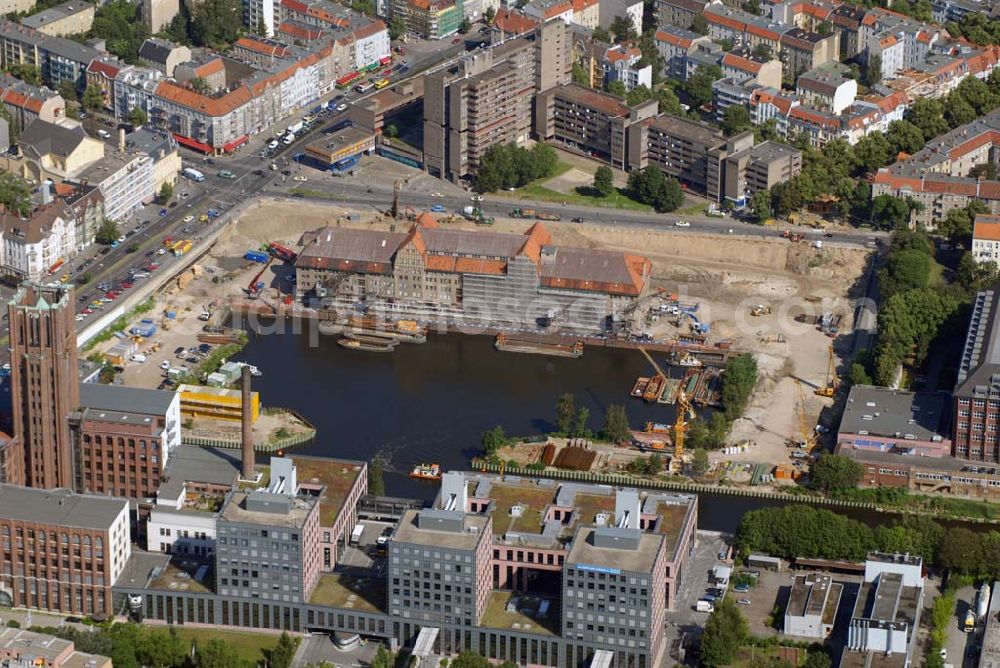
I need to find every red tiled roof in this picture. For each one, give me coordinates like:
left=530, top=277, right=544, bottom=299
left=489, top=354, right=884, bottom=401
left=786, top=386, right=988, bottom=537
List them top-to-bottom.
left=572, top=0, right=597, bottom=11
left=493, top=8, right=537, bottom=34
left=706, top=10, right=747, bottom=32
left=354, top=19, right=386, bottom=38
left=277, top=21, right=325, bottom=39
left=747, top=23, right=780, bottom=41
left=655, top=29, right=692, bottom=48
left=235, top=37, right=290, bottom=57
left=722, top=52, right=762, bottom=73
left=87, top=59, right=120, bottom=78
left=875, top=90, right=908, bottom=113
left=974, top=215, right=1000, bottom=241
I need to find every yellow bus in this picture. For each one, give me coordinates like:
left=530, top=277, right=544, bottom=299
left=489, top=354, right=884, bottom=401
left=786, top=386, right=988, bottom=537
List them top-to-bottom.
left=374, top=78, right=389, bottom=90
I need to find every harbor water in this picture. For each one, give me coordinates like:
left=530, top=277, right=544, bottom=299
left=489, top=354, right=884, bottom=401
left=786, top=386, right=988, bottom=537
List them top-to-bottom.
left=234, top=321, right=927, bottom=533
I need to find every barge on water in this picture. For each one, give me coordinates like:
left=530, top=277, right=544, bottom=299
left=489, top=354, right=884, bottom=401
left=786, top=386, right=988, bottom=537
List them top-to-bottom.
left=495, top=333, right=583, bottom=358
left=337, top=336, right=397, bottom=352
left=631, top=376, right=651, bottom=397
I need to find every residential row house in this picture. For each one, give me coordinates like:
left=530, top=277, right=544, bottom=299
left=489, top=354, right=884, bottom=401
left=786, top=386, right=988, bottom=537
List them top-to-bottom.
left=0, top=20, right=101, bottom=91
left=0, top=73, right=64, bottom=132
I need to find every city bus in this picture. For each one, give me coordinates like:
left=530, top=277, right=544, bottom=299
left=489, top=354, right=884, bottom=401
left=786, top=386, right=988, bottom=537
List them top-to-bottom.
left=374, top=78, right=389, bottom=90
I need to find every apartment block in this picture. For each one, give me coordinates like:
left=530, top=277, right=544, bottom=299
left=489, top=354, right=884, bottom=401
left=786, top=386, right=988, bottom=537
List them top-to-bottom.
left=141, top=0, right=180, bottom=33
left=390, top=0, right=464, bottom=39
left=655, top=0, right=707, bottom=30
left=21, top=1, right=95, bottom=37
left=424, top=21, right=568, bottom=182
left=654, top=26, right=711, bottom=80
left=779, top=27, right=839, bottom=77
left=138, top=38, right=191, bottom=77
left=795, top=66, right=856, bottom=114
left=536, top=83, right=656, bottom=171
left=646, top=114, right=727, bottom=194
left=720, top=140, right=802, bottom=205
left=973, top=214, right=1000, bottom=266
left=8, top=282, right=78, bottom=490
left=0, top=484, right=130, bottom=616
left=0, top=628, right=111, bottom=667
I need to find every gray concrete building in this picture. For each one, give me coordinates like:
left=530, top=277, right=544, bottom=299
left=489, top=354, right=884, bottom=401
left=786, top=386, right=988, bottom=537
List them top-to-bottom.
left=423, top=20, right=569, bottom=182
left=720, top=140, right=802, bottom=206
left=784, top=573, right=842, bottom=639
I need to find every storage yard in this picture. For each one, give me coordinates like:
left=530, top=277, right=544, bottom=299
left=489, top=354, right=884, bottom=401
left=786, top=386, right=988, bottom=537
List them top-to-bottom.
left=86, top=194, right=871, bottom=471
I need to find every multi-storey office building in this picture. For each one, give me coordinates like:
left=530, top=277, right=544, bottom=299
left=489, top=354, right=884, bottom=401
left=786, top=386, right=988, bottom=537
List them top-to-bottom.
left=954, top=287, right=1000, bottom=461
left=113, top=472, right=697, bottom=668
left=0, top=484, right=130, bottom=616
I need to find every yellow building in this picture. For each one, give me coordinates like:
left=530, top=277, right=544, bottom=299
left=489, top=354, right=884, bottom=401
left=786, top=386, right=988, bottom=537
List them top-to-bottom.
left=178, top=384, right=260, bottom=422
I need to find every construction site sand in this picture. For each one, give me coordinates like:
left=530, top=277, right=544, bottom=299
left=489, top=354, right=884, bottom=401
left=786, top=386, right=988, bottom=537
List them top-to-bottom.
left=210, top=198, right=870, bottom=466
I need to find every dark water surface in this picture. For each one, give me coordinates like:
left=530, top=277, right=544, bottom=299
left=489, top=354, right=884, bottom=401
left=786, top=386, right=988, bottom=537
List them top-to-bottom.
left=233, top=323, right=956, bottom=534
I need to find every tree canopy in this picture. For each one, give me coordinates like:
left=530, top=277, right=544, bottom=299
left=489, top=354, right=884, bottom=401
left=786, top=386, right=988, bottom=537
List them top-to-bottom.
left=476, top=143, right=558, bottom=192
left=626, top=166, right=684, bottom=212
left=721, top=354, right=757, bottom=420
left=809, top=454, right=864, bottom=493
left=700, top=598, right=749, bottom=667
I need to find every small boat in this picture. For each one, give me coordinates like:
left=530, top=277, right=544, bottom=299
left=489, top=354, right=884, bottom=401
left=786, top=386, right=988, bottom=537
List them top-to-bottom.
left=337, top=338, right=396, bottom=353
left=670, top=351, right=702, bottom=367
left=643, top=375, right=664, bottom=402
left=631, top=377, right=651, bottom=397
left=410, top=463, right=442, bottom=480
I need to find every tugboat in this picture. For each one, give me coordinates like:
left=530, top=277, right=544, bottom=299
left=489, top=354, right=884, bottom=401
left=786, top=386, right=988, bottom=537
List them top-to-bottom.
left=669, top=351, right=703, bottom=367
left=409, top=463, right=442, bottom=480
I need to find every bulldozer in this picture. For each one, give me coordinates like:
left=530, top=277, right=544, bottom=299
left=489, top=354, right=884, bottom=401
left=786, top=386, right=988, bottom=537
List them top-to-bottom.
left=750, top=304, right=772, bottom=317
left=814, top=345, right=838, bottom=398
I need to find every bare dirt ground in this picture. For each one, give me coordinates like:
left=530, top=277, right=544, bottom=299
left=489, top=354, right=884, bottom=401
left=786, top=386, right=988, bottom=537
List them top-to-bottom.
left=103, top=195, right=870, bottom=471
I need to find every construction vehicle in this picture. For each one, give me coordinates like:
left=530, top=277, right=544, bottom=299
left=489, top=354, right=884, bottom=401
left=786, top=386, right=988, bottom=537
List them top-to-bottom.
left=463, top=203, right=494, bottom=226
left=509, top=208, right=536, bottom=219
left=536, top=212, right=561, bottom=222
left=781, top=230, right=804, bottom=242
left=268, top=243, right=298, bottom=263
left=246, top=257, right=275, bottom=297
left=750, top=304, right=772, bottom=316
left=814, top=345, right=838, bottom=398
left=791, top=381, right=818, bottom=450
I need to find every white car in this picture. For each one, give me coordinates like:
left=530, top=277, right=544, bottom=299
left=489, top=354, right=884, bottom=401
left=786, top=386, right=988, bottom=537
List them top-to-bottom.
left=336, top=103, right=347, bottom=111
left=267, top=140, right=279, bottom=150
left=293, top=175, right=307, bottom=182
left=430, top=192, right=443, bottom=198
left=183, top=215, right=194, bottom=223
left=674, top=221, right=690, bottom=227
left=117, top=235, right=126, bottom=242
left=156, top=248, right=167, bottom=255
left=75, top=314, right=86, bottom=321
left=131, top=354, right=146, bottom=363
left=159, top=360, right=170, bottom=370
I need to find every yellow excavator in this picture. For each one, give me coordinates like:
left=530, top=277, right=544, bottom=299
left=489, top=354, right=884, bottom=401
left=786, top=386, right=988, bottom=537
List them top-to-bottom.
left=814, top=345, right=838, bottom=398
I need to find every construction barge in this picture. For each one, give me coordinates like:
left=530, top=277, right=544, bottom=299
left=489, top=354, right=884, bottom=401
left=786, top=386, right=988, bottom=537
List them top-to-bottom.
left=495, top=333, right=583, bottom=358
left=679, top=367, right=722, bottom=407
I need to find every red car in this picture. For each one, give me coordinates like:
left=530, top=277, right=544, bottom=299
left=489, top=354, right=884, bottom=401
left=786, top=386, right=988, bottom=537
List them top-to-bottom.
left=452, top=37, right=461, bottom=44
left=380, top=68, right=392, bottom=76
left=122, top=282, right=134, bottom=290
left=105, top=292, right=118, bottom=299
left=81, top=308, right=92, bottom=315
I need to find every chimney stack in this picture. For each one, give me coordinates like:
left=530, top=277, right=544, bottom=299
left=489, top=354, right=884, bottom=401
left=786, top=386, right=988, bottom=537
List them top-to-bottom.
left=118, top=127, right=126, bottom=153
left=241, top=365, right=254, bottom=479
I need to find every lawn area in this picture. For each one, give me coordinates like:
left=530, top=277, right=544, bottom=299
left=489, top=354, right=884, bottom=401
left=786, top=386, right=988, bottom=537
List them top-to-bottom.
left=509, top=183, right=652, bottom=212
left=929, top=257, right=946, bottom=286
left=170, top=627, right=284, bottom=664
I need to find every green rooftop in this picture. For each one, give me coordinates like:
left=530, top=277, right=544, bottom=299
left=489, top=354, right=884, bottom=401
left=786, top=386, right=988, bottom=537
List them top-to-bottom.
left=292, top=457, right=365, bottom=526
left=487, top=484, right=556, bottom=537
left=149, top=561, right=213, bottom=594
left=309, top=573, right=385, bottom=613
left=481, top=590, right=558, bottom=637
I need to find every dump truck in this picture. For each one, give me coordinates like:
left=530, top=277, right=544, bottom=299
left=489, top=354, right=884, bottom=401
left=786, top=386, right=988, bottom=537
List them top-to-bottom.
left=510, top=208, right=536, bottom=218
left=536, top=212, right=561, bottom=222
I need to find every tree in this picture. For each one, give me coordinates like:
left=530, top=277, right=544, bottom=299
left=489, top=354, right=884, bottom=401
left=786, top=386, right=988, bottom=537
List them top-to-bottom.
left=92, top=0, right=150, bottom=62
left=484, top=6, right=496, bottom=23
left=690, top=14, right=708, bottom=35
left=609, top=15, right=637, bottom=41
left=388, top=16, right=406, bottom=40
left=459, top=17, right=471, bottom=33
left=592, top=25, right=611, bottom=42
left=752, top=43, right=771, bottom=59
left=864, top=54, right=882, bottom=86
left=572, top=62, right=589, bottom=86
left=9, top=64, right=41, bottom=85
left=683, top=65, right=721, bottom=109
left=190, top=77, right=211, bottom=94
left=606, top=79, right=627, bottom=98
left=57, top=80, right=77, bottom=102
left=626, top=84, right=652, bottom=106
left=82, top=86, right=104, bottom=111
left=655, top=86, right=683, bottom=115
left=945, top=95, right=977, bottom=128
left=905, top=98, right=949, bottom=141
left=721, top=104, right=751, bottom=137
left=128, top=106, right=148, bottom=127
left=886, top=120, right=925, bottom=156
left=383, top=123, right=398, bottom=138
left=853, top=132, right=892, bottom=174
left=476, top=142, right=559, bottom=191
left=970, top=162, right=999, bottom=180
left=593, top=165, right=614, bottom=196
left=626, top=166, right=683, bottom=212
left=0, top=172, right=33, bottom=217
left=157, top=181, right=173, bottom=205
left=750, top=190, right=772, bottom=224
left=870, top=194, right=915, bottom=230
left=96, top=219, right=120, bottom=246
left=878, top=247, right=931, bottom=297
left=958, top=251, right=1000, bottom=292
left=874, top=287, right=959, bottom=385
left=721, top=354, right=757, bottom=420
left=849, top=362, right=872, bottom=386
left=556, top=393, right=576, bottom=434
left=602, top=404, right=630, bottom=443
left=574, top=406, right=590, bottom=436
left=481, top=426, right=507, bottom=457
left=691, top=448, right=709, bottom=475
left=809, top=454, right=864, bottom=493
left=369, top=455, right=386, bottom=495
left=937, top=527, right=986, bottom=573
left=700, top=598, right=749, bottom=667
left=134, top=628, right=185, bottom=668
left=270, top=631, right=296, bottom=668
left=195, top=639, right=242, bottom=668
left=371, top=646, right=394, bottom=668
left=803, top=651, right=832, bottom=668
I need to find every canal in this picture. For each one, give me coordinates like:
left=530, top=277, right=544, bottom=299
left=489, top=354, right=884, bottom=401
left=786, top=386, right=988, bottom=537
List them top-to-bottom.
left=233, top=321, right=923, bottom=534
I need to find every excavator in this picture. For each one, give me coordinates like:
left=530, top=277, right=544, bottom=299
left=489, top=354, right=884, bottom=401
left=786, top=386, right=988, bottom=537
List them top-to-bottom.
left=814, top=345, right=838, bottom=398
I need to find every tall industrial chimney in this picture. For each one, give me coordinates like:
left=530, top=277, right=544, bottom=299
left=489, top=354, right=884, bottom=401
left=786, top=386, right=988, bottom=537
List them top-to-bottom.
left=118, top=127, right=126, bottom=153
left=241, top=365, right=254, bottom=479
